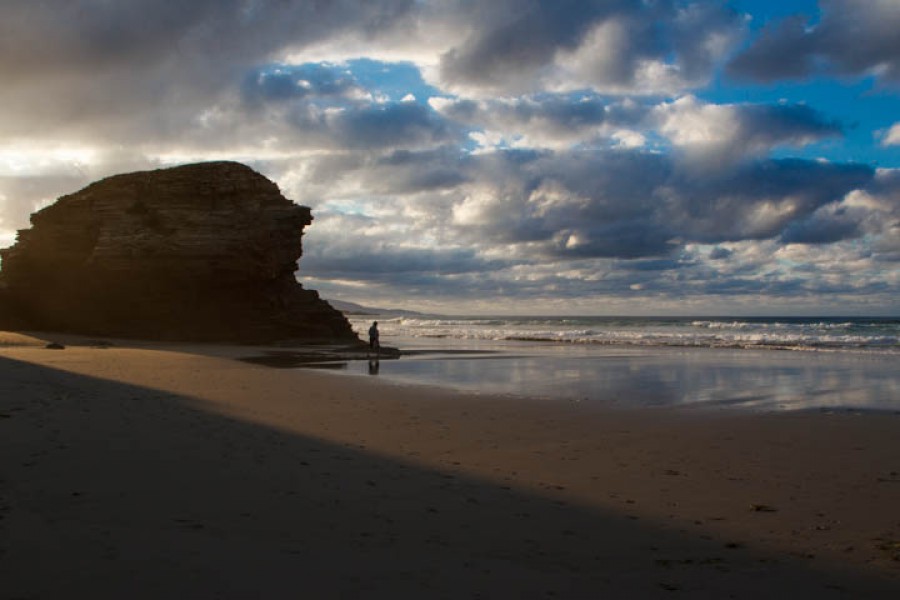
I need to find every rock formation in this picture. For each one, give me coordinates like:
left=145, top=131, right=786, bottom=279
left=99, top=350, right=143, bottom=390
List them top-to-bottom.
left=0, top=161, right=358, bottom=343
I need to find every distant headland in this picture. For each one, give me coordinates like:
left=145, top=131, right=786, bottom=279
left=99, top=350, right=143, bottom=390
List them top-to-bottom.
left=0, top=161, right=357, bottom=344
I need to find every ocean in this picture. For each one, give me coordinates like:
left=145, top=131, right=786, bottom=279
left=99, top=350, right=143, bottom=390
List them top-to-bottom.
left=341, top=315, right=900, bottom=412
left=355, top=315, right=900, bottom=354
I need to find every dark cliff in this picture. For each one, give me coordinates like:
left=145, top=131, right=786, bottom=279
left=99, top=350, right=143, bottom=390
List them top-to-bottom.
left=0, top=161, right=357, bottom=343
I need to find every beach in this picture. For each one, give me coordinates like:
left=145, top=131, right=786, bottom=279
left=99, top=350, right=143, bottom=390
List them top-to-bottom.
left=2, top=332, right=900, bottom=598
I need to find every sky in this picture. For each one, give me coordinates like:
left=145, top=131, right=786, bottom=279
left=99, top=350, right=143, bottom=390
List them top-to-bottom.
left=1, top=0, right=899, bottom=316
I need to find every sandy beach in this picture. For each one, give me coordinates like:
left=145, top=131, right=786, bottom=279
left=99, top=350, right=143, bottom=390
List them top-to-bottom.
left=2, top=332, right=899, bottom=598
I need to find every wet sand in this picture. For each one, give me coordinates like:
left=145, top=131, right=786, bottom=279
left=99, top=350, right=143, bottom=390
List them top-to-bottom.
left=2, top=333, right=899, bottom=598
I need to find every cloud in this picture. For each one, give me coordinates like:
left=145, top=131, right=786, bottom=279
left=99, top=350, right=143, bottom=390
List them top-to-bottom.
left=0, top=0, right=417, bottom=141
left=437, top=0, right=744, bottom=96
left=728, top=0, right=900, bottom=82
left=2, top=1, right=899, bottom=313
left=104, top=60, right=463, bottom=156
left=241, top=64, right=366, bottom=106
left=430, top=93, right=842, bottom=158
left=432, top=95, right=647, bottom=150
left=435, top=96, right=609, bottom=140
left=654, top=96, right=842, bottom=163
left=329, top=102, right=456, bottom=150
left=882, top=122, right=900, bottom=146
left=298, top=144, right=877, bottom=276
left=356, top=148, right=471, bottom=195
left=660, top=159, right=872, bottom=242
left=848, top=170, right=900, bottom=260
left=779, top=205, right=863, bottom=244
left=300, top=209, right=511, bottom=285
left=708, top=246, right=733, bottom=261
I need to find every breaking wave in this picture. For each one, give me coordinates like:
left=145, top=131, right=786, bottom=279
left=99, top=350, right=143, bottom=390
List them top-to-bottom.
left=349, top=315, right=900, bottom=354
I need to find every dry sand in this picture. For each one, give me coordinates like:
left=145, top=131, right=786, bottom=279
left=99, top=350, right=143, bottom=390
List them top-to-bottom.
left=2, top=333, right=899, bottom=598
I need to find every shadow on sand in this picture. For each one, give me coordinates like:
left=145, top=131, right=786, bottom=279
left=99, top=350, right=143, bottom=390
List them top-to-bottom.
left=1, top=355, right=898, bottom=599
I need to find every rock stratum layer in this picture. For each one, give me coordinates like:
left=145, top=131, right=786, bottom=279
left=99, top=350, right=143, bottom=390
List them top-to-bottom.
left=0, top=161, right=357, bottom=343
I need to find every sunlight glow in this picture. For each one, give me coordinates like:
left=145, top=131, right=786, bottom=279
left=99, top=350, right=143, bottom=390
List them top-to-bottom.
left=0, top=144, right=99, bottom=176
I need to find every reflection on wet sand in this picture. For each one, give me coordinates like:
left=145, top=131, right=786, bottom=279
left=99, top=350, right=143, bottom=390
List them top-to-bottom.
left=330, top=341, right=900, bottom=412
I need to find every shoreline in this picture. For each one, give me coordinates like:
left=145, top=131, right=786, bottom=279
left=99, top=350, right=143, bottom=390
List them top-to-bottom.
left=345, top=314, right=900, bottom=357
left=2, top=332, right=899, bottom=597
left=300, top=332, right=900, bottom=413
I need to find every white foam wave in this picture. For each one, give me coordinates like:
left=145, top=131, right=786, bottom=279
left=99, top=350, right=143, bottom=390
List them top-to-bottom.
left=348, top=316, right=899, bottom=354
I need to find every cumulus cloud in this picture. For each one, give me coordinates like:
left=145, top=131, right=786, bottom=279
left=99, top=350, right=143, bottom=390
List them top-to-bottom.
left=0, top=0, right=416, bottom=140
left=1, top=0, right=898, bottom=312
left=438, top=0, right=744, bottom=96
left=729, top=0, right=900, bottom=82
left=98, top=60, right=463, bottom=156
left=241, top=63, right=366, bottom=106
left=430, top=93, right=842, bottom=158
left=432, top=94, right=651, bottom=150
left=434, top=96, right=609, bottom=144
left=654, top=96, right=842, bottom=164
left=329, top=102, right=456, bottom=150
left=882, top=122, right=900, bottom=146
left=276, top=127, right=900, bottom=314
left=294, top=142, right=877, bottom=272
left=353, top=148, right=471, bottom=195
left=848, top=170, right=900, bottom=260
left=779, top=204, right=864, bottom=245
left=708, top=246, right=734, bottom=261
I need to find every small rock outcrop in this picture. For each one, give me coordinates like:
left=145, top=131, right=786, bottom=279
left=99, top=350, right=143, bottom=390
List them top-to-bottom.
left=0, top=161, right=357, bottom=343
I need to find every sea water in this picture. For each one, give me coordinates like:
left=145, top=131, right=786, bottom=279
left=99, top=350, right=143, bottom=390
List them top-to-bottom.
left=343, top=315, right=900, bottom=411
left=359, top=315, right=900, bottom=354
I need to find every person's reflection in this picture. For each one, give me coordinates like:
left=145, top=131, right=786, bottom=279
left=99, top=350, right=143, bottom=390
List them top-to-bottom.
left=368, top=358, right=380, bottom=375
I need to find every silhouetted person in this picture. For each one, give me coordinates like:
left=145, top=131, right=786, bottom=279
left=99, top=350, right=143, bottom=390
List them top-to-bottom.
left=368, top=321, right=380, bottom=354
